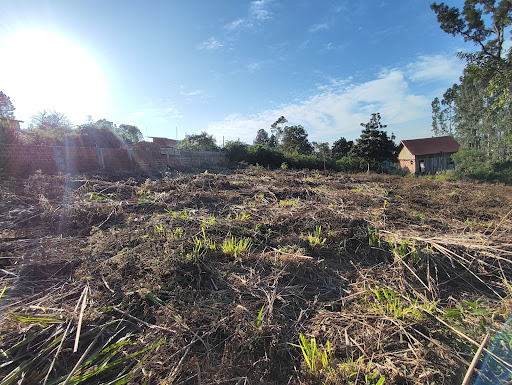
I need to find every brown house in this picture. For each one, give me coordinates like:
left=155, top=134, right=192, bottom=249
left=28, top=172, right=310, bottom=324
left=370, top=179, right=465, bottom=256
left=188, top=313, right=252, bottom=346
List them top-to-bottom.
left=398, top=136, right=460, bottom=174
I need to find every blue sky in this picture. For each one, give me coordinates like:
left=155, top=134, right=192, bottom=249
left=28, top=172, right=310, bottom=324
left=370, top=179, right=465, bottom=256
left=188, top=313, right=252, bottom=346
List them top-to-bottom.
left=0, top=0, right=469, bottom=145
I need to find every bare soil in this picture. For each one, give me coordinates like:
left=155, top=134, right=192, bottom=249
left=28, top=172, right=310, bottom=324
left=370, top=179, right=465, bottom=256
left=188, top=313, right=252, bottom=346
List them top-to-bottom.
left=1, top=168, right=511, bottom=384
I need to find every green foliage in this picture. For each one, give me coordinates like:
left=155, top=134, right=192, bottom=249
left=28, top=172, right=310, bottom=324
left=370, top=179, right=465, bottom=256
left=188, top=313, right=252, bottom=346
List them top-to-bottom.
left=430, top=0, right=512, bottom=179
left=0, top=91, right=15, bottom=119
left=350, top=113, right=397, bottom=169
left=270, top=116, right=287, bottom=144
left=0, top=119, right=20, bottom=144
left=117, top=124, right=143, bottom=144
left=281, top=125, right=313, bottom=155
left=253, top=128, right=270, bottom=145
left=178, top=131, right=219, bottom=151
left=331, top=137, right=354, bottom=159
left=224, top=140, right=249, bottom=162
left=247, top=144, right=286, bottom=167
left=452, top=147, right=492, bottom=178
left=336, top=155, right=367, bottom=173
left=279, top=197, right=300, bottom=207
left=308, top=226, right=326, bottom=247
left=368, top=226, right=381, bottom=247
left=221, top=236, right=252, bottom=258
left=371, top=288, right=423, bottom=320
left=254, top=304, right=265, bottom=327
left=291, top=333, right=333, bottom=374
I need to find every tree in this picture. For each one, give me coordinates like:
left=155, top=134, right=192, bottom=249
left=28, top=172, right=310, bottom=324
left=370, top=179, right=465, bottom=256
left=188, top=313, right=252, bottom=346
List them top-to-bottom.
left=431, top=0, right=512, bottom=165
left=430, top=1, right=511, bottom=64
left=432, top=85, right=458, bottom=136
left=0, top=91, right=15, bottom=119
left=29, top=110, right=73, bottom=131
left=350, top=113, right=396, bottom=172
left=270, top=116, right=287, bottom=145
left=76, top=119, right=121, bottom=148
left=118, top=124, right=143, bottom=144
left=281, top=125, right=313, bottom=155
left=253, top=129, right=270, bottom=145
left=178, top=131, right=219, bottom=151
left=268, top=134, right=277, bottom=148
left=331, top=137, right=353, bottom=159
left=312, top=141, right=330, bottom=157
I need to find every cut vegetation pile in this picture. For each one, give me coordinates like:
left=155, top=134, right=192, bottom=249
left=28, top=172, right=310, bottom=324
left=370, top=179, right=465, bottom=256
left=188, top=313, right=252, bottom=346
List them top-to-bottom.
left=1, top=168, right=512, bottom=384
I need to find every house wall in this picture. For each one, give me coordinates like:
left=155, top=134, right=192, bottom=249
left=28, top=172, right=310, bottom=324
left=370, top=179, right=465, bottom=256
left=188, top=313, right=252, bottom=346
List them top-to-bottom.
left=0, top=144, right=227, bottom=176
left=398, top=146, right=416, bottom=173
left=415, top=153, right=455, bottom=174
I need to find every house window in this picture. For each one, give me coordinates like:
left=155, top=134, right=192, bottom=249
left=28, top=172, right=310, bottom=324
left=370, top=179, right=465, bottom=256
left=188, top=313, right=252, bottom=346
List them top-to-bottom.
left=410, top=160, right=413, bottom=165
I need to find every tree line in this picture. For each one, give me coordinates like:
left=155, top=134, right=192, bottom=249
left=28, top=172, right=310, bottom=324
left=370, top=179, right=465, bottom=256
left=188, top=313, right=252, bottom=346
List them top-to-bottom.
left=430, top=0, right=512, bottom=182
left=0, top=98, right=144, bottom=148
left=224, top=113, right=397, bottom=173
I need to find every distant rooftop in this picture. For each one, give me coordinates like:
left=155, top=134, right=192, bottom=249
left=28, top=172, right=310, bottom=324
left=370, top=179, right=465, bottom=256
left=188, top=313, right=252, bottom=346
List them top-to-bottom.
left=400, top=136, right=459, bottom=156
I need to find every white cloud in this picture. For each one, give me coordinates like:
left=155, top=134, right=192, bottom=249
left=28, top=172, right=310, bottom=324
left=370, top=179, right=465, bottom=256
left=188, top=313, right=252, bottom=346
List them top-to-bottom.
left=224, top=0, right=273, bottom=31
left=249, top=0, right=272, bottom=20
left=225, top=19, right=247, bottom=31
left=310, top=23, right=329, bottom=33
left=199, top=37, right=223, bottom=50
left=407, top=54, right=464, bottom=82
left=207, top=66, right=435, bottom=144
left=180, top=89, right=204, bottom=97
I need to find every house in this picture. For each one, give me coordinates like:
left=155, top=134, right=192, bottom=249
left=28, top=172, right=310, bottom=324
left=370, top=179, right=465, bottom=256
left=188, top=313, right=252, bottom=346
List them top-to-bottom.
left=148, top=136, right=179, bottom=148
left=398, top=136, right=460, bottom=174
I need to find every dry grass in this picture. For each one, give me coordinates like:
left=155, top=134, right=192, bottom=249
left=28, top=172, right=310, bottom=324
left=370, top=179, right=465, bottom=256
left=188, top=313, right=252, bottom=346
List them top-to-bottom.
left=0, top=168, right=511, bottom=384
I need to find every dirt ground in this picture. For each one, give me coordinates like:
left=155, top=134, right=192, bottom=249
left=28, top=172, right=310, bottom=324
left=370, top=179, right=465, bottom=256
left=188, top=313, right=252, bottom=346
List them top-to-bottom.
left=1, top=167, right=511, bottom=385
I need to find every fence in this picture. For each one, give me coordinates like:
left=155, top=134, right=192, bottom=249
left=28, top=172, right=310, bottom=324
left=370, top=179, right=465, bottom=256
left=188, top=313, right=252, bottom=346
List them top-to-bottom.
left=0, top=143, right=227, bottom=175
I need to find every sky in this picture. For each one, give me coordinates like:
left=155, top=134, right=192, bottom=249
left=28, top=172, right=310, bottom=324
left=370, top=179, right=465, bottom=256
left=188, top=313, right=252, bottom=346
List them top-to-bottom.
left=0, top=0, right=470, bottom=145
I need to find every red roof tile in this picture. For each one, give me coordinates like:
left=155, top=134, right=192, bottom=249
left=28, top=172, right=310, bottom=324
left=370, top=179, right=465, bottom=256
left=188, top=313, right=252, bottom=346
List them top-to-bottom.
left=400, top=136, right=460, bottom=156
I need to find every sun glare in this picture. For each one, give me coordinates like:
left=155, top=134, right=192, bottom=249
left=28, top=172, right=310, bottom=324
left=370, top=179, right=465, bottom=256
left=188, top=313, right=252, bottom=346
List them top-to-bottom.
left=0, top=30, right=107, bottom=125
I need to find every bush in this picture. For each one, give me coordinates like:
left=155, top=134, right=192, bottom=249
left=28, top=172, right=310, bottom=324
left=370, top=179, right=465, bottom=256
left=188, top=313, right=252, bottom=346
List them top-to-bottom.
left=224, top=141, right=249, bottom=163
left=247, top=145, right=286, bottom=168
left=335, top=156, right=367, bottom=172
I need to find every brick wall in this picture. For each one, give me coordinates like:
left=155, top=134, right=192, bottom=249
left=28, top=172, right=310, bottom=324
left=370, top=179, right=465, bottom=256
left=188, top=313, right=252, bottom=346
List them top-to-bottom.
left=0, top=144, right=227, bottom=176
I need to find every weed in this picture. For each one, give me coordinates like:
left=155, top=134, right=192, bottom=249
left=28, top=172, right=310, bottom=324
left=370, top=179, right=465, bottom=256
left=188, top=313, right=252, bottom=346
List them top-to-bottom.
left=281, top=162, right=288, bottom=170
left=231, top=181, right=245, bottom=186
left=135, top=188, right=151, bottom=196
left=89, top=191, right=115, bottom=201
left=279, top=198, right=300, bottom=207
left=166, top=208, right=190, bottom=220
left=235, top=213, right=251, bottom=221
left=202, top=214, right=216, bottom=226
left=154, top=224, right=184, bottom=240
left=308, top=226, right=326, bottom=247
left=368, top=226, right=381, bottom=247
left=187, top=227, right=216, bottom=258
left=221, top=236, right=252, bottom=258
left=389, top=238, right=420, bottom=264
left=0, top=285, right=6, bottom=301
left=369, top=288, right=433, bottom=320
left=443, top=299, right=490, bottom=333
left=254, top=304, right=265, bottom=327
left=291, top=333, right=333, bottom=374
left=365, top=373, right=386, bottom=385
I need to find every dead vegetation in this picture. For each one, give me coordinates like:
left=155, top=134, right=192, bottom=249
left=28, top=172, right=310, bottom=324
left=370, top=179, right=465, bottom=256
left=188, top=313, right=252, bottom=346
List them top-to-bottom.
left=1, top=168, right=511, bottom=384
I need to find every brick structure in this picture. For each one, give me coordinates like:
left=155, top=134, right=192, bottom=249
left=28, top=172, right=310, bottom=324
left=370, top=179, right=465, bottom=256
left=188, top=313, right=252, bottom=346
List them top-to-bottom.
left=0, top=142, right=226, bottom=176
